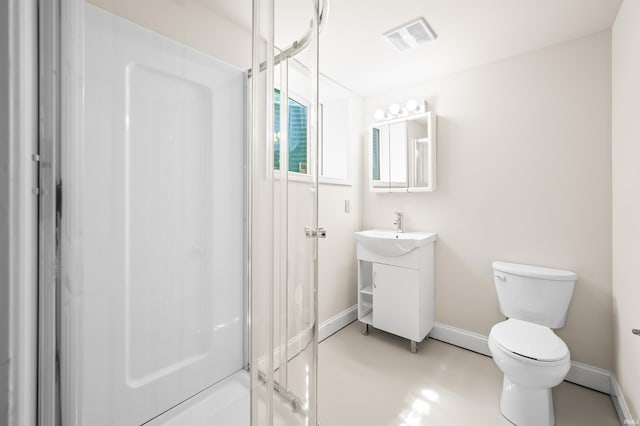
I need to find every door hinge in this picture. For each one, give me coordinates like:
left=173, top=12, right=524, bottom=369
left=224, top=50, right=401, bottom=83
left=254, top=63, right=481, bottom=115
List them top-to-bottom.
left=32, top=154, right=41, bottom=195
left=305, top=227, right=327, bottom=239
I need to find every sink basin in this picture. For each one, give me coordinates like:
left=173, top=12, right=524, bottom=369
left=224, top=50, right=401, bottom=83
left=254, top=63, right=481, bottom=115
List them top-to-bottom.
left=354, top=230, right=437, bottom=257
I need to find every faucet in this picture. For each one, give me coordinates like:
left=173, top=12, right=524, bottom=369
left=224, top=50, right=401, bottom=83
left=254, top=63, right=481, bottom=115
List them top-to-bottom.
left=393, top=212, right=404, bottom=233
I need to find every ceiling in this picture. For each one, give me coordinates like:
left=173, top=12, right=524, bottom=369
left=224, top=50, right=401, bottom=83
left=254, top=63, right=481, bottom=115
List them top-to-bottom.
left=203, top=0, right=622, bottom=96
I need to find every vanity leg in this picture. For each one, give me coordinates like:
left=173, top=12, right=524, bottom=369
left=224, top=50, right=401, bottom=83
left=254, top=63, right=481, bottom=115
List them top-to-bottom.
left=361, top=323, right=369, bottom=335
left=410, top=340, right=417, bottom=354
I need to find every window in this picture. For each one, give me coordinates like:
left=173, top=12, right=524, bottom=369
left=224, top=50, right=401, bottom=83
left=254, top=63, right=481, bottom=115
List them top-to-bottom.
left=274, top=89, right=308, bottom=174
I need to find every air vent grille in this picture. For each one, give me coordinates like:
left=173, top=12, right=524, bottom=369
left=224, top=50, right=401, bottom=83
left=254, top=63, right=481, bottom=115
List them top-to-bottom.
left=383, top=17, right=437, bottom=52
left=386, top=32, right=411, bottom=52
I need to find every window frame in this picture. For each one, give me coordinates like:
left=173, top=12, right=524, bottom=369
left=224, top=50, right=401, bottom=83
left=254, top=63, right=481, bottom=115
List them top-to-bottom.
left=272, top=87, right=352, bottom=186
left=273, top=87, right=313, bottom=183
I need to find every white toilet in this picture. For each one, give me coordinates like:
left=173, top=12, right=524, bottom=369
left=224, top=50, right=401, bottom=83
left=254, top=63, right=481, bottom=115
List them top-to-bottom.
left=488, top=261, right=576, bottom=426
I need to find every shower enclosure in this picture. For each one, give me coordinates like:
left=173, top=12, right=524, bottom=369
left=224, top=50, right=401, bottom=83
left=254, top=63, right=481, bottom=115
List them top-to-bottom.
left=38, top=0, right=323, bottom=424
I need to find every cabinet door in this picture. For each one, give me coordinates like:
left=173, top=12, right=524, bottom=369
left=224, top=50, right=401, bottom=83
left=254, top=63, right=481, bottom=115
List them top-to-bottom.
left=372, top=263, right=419, bottom=340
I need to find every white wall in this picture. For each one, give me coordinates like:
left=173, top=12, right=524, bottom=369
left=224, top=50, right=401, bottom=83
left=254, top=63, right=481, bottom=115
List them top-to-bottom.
left=612, top=0, right=640, bottom=418
left=362, top=31, right=613, bottom=370
left=318, top=87, right=363, bottom=323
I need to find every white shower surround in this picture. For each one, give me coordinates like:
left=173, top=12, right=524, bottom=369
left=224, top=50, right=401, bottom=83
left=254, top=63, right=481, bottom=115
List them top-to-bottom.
left=60, top=5, right=245, bottom=424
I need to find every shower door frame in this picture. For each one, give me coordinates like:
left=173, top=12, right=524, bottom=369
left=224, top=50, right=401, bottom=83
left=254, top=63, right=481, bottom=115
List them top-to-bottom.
left=0, top=0, right=39, bottom=425
left=37, top=0, right=61, bottom=423
left=249, top=0, right=324, bottom=424
left=36, top=1, right=252, bottom=424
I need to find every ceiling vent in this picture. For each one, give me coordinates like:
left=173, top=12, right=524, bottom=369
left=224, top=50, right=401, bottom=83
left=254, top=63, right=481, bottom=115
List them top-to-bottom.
left=383, top=17, right=437, bottom=52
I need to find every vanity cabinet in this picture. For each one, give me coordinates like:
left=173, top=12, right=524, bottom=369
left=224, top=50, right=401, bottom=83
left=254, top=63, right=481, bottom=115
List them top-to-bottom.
left=356, top=237, right=435, bottom=352
left=372, top=263, right=419, bottom=339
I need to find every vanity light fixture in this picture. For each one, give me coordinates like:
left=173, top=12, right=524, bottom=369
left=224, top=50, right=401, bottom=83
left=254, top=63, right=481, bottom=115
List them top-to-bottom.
left=374, top=99, right=426, bottom=121
left=406, top=99, right=419, bottom=112
left=374, top=109, right=388, bottom=121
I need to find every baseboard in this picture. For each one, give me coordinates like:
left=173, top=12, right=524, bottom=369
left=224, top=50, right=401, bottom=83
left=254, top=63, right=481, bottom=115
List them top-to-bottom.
left=319, top=305, right=357, bottom=342
left=429, top=322, right=612, bottom=394
left=431, top=322, right=491, bottom=356
left=565, top=361, right=611, bottom=394
left=610, top=374, right=636, bottom=424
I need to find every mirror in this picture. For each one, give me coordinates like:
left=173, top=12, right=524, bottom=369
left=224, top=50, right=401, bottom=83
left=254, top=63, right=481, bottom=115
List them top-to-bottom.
left=370, top=111, right=436, bottom=192
left=371, top=122, right=407, bottom=189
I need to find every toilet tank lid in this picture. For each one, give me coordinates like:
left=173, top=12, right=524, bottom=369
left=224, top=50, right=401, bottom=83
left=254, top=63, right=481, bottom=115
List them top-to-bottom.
left=492, top=261, right=577, bottom=281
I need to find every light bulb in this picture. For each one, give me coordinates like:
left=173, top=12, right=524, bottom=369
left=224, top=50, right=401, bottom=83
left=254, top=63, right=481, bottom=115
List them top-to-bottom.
left=406, top=99, right=418, bottom=112
left=389, top=103, right=401, bottom=115
left=374, top=109, right=386, bottom=121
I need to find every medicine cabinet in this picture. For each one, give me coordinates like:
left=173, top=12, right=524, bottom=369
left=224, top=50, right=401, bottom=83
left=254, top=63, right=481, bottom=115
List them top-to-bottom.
left=369, top=111, right=436, bottom=193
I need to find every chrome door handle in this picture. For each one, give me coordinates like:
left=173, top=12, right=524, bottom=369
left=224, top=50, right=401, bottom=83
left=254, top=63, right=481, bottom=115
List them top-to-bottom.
left=304, top=226, right=327, bottom=238
left=633, top=329, right=640, bottom=336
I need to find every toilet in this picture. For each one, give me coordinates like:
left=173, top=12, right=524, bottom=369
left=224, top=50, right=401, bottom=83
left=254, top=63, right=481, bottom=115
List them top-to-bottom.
left=488, top=261, right=576, bottom=426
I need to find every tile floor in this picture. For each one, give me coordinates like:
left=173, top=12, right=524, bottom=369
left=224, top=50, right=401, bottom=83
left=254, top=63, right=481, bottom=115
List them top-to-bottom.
left=318, top=322, right=619, bottom=426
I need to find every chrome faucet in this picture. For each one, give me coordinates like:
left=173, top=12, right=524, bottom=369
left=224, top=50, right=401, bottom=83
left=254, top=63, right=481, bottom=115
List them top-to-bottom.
left=394, top=212, right=404, bottom=233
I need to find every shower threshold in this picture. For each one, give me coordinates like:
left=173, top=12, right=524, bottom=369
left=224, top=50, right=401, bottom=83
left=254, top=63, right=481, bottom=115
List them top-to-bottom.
left=145, top=370, right=305, bottom=425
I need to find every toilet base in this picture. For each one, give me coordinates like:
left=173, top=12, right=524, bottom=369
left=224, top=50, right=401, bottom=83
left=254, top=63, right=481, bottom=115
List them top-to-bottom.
left=500, top=376, right=554, bottom=426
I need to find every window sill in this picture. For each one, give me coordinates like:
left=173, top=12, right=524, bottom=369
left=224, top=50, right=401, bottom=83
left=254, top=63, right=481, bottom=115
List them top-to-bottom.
left=272, top=171, right=352, bottom=187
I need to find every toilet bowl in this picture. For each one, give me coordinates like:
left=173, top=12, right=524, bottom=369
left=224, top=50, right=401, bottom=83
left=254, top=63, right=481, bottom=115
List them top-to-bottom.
left=489, top=261, right=576, bottom=426
left=489, top=319, right=571, bottom=426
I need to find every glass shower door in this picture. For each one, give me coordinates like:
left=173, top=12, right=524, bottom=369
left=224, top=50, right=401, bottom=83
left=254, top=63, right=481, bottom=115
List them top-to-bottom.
left=42, top=0, right=321, bottom=423
left=250, top=0, right=321, bottom=424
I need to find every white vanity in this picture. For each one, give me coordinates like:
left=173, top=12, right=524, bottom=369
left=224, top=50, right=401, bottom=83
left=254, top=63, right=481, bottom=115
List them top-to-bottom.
left=354, top=230, right=437, bottom=353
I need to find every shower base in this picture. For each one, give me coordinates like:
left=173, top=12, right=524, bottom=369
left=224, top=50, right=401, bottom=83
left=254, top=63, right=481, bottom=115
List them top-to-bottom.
left=147, top=370, right=304, bottom=425
left=146, top=371, right=249, bottom=425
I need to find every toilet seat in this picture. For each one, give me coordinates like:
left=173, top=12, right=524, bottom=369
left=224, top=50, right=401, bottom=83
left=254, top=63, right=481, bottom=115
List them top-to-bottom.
left=490, top=319, right=569, bottom=362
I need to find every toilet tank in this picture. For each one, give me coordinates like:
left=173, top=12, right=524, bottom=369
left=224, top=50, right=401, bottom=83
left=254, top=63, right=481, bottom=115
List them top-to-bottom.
left=492, top=261, right=577, bottom=328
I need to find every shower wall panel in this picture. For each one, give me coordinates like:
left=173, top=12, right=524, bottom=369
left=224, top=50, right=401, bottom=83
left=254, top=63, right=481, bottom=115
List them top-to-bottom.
left=60, top=5, right=245, bottom=425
